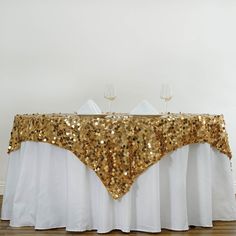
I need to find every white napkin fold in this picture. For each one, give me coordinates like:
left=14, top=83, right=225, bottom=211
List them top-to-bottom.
left=78, top=99, right=102, bottom=114
left=130, top=100, right=158, bottom=115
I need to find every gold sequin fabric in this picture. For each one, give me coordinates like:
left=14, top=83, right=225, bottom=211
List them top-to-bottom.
left=8, top=113, right=232, bottom=199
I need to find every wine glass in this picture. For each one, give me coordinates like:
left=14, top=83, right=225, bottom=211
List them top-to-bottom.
left=104, top=84, right=116, bottom=113
left=160, top=84, right=172, bottom=113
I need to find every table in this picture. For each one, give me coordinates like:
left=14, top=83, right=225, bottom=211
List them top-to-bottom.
left=1, top=113, right=236, bottom=233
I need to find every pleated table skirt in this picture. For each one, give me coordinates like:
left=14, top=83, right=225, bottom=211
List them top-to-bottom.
left=1, top=141, right=236, bottom=233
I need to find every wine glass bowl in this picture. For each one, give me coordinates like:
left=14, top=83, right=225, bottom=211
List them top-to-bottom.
left=104, top=84, right=116, bottom=113
left=160, top=84, right=173, bottom=113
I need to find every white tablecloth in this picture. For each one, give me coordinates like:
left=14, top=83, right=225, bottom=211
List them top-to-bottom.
left=1, top=141, right=236, bottom=233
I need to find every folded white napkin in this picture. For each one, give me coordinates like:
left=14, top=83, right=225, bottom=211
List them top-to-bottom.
left=78, top=99, right=102, bottom=114
left=130, top=100, right=158, bottom=115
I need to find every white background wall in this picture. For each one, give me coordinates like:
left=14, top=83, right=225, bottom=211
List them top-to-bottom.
left=0, top=0, right=236, bottom=193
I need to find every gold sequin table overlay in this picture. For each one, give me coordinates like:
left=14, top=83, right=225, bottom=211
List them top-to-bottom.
left=8, top=113, right=232, bottom=199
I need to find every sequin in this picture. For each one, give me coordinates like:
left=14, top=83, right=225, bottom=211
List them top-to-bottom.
left=7, top=113, right=232, bottom=199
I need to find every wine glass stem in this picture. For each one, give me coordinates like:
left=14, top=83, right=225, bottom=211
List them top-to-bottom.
left=109, top=100, right=112, bottom=113
left=165, top=101, right=167, bottom=113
